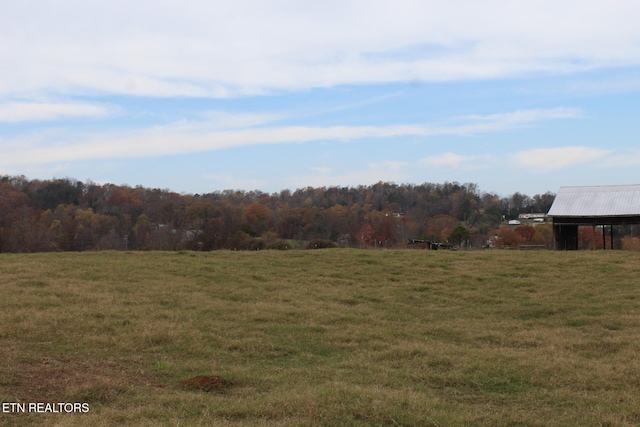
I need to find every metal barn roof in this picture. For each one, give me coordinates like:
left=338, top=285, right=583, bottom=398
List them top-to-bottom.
left=548, top=185, right=640, bottom=217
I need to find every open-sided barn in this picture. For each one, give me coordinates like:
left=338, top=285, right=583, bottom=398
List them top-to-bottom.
left=547, top=185, right=640, bottom=250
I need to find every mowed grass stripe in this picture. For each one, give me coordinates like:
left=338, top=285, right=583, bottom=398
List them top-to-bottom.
left=1, top=249, right=640, bottom=426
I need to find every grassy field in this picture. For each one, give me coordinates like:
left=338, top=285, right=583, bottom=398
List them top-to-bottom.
left=1, top=249, right=640, bottom=426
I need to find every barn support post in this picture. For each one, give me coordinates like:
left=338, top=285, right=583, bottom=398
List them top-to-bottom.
left=552, top=220, right=639, bottom=251
left=611, top=225, right=614, bottom=250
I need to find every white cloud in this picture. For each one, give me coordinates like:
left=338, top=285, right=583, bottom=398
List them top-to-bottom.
left=2, top=2, right=640, bottom=97
left=0, top=101, right=114, bottom=122
left=0, top=107, right=576, bottom=169
left=447, top=108, right=581, bottom=135
left=459, top=108, right=580, bottom=125
left=198, top=111, right=283, bottom=130
left=511, top=146, right=611, bottom=172
left=600, top=149, right=640, bottom=168
left=421, top=152, right=475, bottom=168
left=298, top=161, right=409, bottom=188
left=309, top=167, right=332, bottom=174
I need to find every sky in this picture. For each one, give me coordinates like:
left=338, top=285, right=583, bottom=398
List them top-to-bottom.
left=2, top=1, right=640, bottom=197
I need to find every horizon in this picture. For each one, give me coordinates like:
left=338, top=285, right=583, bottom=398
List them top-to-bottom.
left=2, top=1, right=640, bottom=197
left=5, top=174, right=558, bottom=199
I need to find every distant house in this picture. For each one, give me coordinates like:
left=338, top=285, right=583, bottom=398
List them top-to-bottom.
left=547, top=185, right=640, bottom=250
left=518, top=213, right=547, bottom=221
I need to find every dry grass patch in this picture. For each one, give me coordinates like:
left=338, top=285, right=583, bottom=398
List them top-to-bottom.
left=1, top=249, right=640, bottom=425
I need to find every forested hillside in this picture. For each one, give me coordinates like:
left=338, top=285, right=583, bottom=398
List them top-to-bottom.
left=0, top=176, right=556, bottom=252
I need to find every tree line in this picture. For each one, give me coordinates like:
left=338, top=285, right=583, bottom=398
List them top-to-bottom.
left=0, top=175, right=557, bottom=252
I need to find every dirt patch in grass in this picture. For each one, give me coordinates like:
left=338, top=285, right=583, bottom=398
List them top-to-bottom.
left=2, top=355, right=165, bottom=403
left=180, top=375, right=228, bottom=392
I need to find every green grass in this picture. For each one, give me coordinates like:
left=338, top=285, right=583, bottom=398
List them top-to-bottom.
left=1, top=249, right=640, bottom=426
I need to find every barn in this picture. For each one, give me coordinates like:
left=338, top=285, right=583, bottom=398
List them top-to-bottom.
left=547, top=185, right=640, bottom=250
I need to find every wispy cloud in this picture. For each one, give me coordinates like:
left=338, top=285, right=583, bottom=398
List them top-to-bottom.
left=2, top=2, right=640, bottom=98
left=0, top=101, right=115, bottom=122
left=0, top=107, right=578, bottom=169
left=446, top=108, right=582, bottom=135
left=198, top=111, right=283, bottom=130
left=511, top=146, right=611, bottom=172
left=600, top=149, right=640, bottom=168
left=421, top=152, right=477, bottom=168
left=298, top=161, right=409, bottom=188
left=309, top=166, right=332, bottom=174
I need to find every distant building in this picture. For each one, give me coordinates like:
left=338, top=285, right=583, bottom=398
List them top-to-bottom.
left=547, top=184, right=640, bottom=250
left=518, top=213, right=547, bottom=220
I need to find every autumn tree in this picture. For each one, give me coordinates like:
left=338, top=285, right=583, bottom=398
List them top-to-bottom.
left=30, top=178, right=83, bottom=210
left=0, top=182, right=32, bottom=252
left=105, top=184, right=143, bottom=218
left=531, top=192, right=556, bottom=213
left=477, top=193, right=503, bottom=233
left=183, top=202, right=218, bottom=229
left=242, top=203, right=272, bottom=237
left=51, top=204, right=78, bottom=251
left=275, top=205, right=315, bottom=241
left=317, top=205, right=348, bottom=241
left=6, top=207, right=51, bottom=252
left=70, top=208, right=118, bottom=250
left=362, top=210, right=396, bottom=247
left=132, top=214, right=153, bottom=248
left=425, top=215, right=459, bottom=242
left=202, top=217, right=225, bottom=250
left=356, top=222, right=375, bottom=248
left=532, top=224, right=553, bottom=247
left=448, top=225, right=471, bottom=248
left=514, top=225, right=536, bottom=242
left=578, top=226, right=604, bottom=250
left=495, top=228, right=525, bottom=249
left=622, top=236, right=640, bottom=251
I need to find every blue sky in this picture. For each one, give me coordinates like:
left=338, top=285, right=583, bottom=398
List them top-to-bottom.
left=2, top=1, right=640, bottom=196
